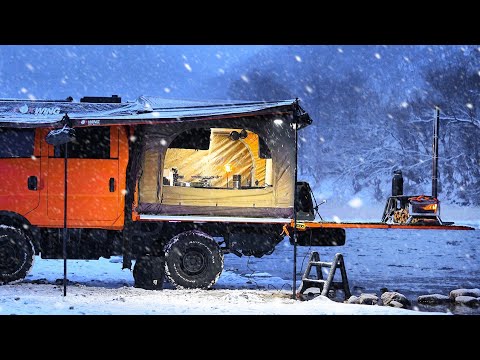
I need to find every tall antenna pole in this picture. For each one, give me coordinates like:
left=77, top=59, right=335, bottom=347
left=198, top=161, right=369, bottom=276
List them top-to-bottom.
left=432, top=107, right=440, bottom=198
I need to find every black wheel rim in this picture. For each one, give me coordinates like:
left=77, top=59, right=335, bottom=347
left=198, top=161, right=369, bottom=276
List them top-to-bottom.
left=0, top=238, right=25, bottom=275
left=181, top=248, right=207, bottom=276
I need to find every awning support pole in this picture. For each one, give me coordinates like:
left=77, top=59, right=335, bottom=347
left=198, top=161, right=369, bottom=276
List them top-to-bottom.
left=292, top=99, right=300, bottom=300
left=63, top=139, right=68, bottom=296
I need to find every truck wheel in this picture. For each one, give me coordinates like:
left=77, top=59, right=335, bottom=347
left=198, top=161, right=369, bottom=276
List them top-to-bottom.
left=0, top=226, right=35, bottom=285
left=164, top=230, right=223, bottom=289
left=133, top=256, right=165, bottom=290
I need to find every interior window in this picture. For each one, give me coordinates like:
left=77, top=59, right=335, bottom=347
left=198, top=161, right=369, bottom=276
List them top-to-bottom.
left=54, top=127, right=110, bottom=159
left=0, top=128, right=35, bottom=158
left=164, top=128, right=272, bottom=189
left=169, top=128, right=211, bottom=150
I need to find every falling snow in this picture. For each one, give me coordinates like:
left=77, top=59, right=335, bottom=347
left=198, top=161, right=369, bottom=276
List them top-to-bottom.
left=0, top=45, right=479, bottom=314
left=348, top=197, right=363, bottom=208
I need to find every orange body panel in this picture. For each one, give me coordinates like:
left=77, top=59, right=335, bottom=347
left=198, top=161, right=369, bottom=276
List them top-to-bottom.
left=1, top=126, right=129, bottom=230
left=0, top=158, right=41, bottom=216
left=46, top=159, right=120, bottom=222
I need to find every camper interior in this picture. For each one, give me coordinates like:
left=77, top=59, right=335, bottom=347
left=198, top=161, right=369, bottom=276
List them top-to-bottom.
left=136, top=119, right=296, bottom=218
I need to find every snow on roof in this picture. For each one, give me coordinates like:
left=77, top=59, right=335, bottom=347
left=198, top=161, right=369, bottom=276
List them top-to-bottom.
left=0, top=96, right=310, bottom=128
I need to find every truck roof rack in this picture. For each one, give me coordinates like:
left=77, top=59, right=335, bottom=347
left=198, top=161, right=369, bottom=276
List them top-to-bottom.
left=80, top=95, right=121, bottom=103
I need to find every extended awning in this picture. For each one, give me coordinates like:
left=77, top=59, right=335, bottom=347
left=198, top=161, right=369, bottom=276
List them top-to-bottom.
left=0, top=96, right=312, bottom=129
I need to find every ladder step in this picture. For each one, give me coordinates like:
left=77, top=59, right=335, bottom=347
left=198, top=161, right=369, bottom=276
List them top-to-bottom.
left=310, top=261, right=333, bottom=267
left=302, top=279, right=326, bottom=284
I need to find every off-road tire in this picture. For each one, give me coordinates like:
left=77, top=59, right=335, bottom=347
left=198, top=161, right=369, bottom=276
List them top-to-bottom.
left=0, top=225, right=35, bottom=285
left=164, top=230, right=223, bottom=289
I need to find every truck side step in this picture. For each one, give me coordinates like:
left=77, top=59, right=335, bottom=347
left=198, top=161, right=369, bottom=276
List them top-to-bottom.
left=297, top=251, right=351, bottom=301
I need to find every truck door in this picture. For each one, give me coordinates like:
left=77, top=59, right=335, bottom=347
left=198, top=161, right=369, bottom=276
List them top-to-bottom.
left=47, top=126, right=120, bottom=224
left=0, top=128, right=41, bottom=215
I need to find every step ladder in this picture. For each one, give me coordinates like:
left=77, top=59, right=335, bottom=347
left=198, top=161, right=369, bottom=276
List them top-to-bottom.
left=297, top=252, right=351, bottom=301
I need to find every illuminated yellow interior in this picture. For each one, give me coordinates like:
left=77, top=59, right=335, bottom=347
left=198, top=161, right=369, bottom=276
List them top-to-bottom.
left=164, top=128, right=268, bottom=188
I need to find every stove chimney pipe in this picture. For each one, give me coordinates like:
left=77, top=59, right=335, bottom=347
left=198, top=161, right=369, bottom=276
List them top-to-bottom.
left=432, top=107, right=440, bottom=199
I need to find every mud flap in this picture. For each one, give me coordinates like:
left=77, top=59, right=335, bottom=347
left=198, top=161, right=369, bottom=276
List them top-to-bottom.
left=133, top=256, right=165, bottom=290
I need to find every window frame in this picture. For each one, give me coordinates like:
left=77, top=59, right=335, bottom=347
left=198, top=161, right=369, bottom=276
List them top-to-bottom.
left=50, top=126, right=114, bottom=160
left=0, top=128, right=36, bottom=159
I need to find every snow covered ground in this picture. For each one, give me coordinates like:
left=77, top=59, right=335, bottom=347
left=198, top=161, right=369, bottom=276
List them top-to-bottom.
left=1, top=221, right=478, bottom=314
left=0, top=257, right=439, bottom=315
left=0, top=281, right=430, bottom=315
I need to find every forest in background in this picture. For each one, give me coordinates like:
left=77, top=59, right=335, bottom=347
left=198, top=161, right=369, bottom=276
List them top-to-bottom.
left=227, top=46, right=480, bottom=205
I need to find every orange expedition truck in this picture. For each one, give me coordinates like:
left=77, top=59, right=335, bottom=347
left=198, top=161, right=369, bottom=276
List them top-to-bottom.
left=0, top=95, right=345, bottom=289
left=2, top=96, right=470, bottom=290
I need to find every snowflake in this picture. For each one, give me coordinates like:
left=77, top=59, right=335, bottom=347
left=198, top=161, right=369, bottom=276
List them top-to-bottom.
left=337, top=48, right=343, bottom=53
left=374, top=53, right=381, bottom=59
left=295, top=55, right=302, bottom=62
left=25, top=63, right=34, bottom=71
left=184, top=63, right=192, bottom=72
left=241, top=74, right=249, bottom=83
left=305, top=85, right=313, bottom=93
left=20, top=87, right=28, bottom=94
left=164, top=87, right=171, bottom=93
left=401, top=101, right=409, bottom=108
left=466, top=103, right=473, bottom=109
left=348, top=197, right=363, bottom=209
